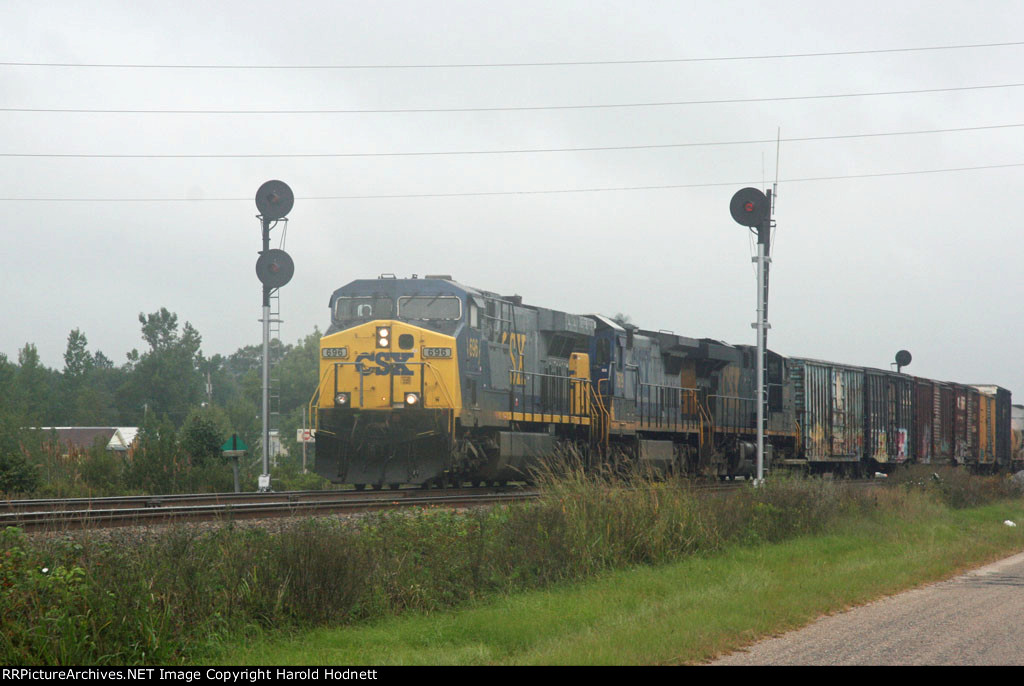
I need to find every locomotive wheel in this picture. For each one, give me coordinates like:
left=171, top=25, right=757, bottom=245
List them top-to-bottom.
left=389, top=482, right=400, bottom=490
left=354, top=483, right=366, bottom=491
left=371, top=483, right=383, bottom=491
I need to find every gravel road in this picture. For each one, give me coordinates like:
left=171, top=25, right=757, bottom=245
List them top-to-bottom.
left=712, top=550, right=1024, bottom=666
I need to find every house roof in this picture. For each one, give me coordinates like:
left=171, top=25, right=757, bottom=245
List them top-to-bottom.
left=34, top=427, right=138, bottom=452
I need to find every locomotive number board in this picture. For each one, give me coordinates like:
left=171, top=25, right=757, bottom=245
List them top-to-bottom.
left=422, top=347, right=453, bottom=358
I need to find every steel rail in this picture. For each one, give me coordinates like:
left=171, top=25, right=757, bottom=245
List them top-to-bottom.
left=0, top=477, right=887, bottom=532
left=0, top=486, right=497, bottom=513
left=0, top=491, right=540, bottom=532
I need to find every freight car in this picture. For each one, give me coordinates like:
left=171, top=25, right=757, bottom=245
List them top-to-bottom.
left=309, top=275, right=1017, bottom=488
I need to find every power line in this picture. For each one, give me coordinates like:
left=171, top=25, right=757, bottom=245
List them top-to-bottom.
left=2, top=41, right=1022, bottom=69
left=6, top=83, right=1021, bottom=115
left=2, top=123, right=1021, bottom=158
left=2, top=162, right=1021, bottom=202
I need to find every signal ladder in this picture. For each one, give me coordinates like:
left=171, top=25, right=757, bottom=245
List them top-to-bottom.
left=268, top=288, right=283, bottom=467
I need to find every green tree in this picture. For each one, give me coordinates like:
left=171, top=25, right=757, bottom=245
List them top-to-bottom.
left=119, top=309, right=205, bottom=426
left=61, top=329, right=111, bottom=424
left=62, top=329, right=93, bottom=380
left=274, top=330, right=322, bottom=462
left=15, top=344, right=58, bottom=425
left=179, top=405, right=232, bottom=467
left=0, top=409, right=39, bottom=495
left=0, top=449, right=38, bottom=495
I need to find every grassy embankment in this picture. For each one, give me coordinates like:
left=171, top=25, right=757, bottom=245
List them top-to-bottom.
left=1, top=465, right=1022, bottom=665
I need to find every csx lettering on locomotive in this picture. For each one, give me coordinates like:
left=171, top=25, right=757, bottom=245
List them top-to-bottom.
left=355, top=352, right=414, bottom=376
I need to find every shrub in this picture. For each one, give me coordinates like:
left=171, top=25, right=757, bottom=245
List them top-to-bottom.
left=0, top=450, right=38, bottom=495
left=893, top=465, right=1021, bottom=509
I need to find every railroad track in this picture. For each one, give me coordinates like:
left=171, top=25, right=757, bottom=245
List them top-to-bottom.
left=0, top=477, right=887, bottom=532
left=0, top=486, right=504, bottom=513
left=0, top=487, right=537, bottom=532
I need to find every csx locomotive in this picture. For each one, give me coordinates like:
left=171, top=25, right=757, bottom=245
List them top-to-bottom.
left=310, top=274, right=1021, bottom=488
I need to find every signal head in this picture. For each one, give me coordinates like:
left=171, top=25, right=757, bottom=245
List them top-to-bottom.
left=255, top=180, right=294, bottom=220
left=729, top=187, right=769, bottom=227
left=255, top=249, right=295, bottom=289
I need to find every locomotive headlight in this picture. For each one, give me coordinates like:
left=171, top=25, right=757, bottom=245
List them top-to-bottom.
left=376, top=326, right=391, bottom=348
left=334, top=392, right=350, bottom=407
left=404, top=392, right=420, bottom=407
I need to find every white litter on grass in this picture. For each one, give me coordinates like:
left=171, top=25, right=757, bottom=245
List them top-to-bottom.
left=874, top=472, right=888, bottom=479
left=1004, top=520, right=1017, bottom=527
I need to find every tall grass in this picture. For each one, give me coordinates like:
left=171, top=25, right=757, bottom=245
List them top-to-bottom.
left=890, top=464, right=1022, bottom=509
left=0, top=465, right=1018, bottom=665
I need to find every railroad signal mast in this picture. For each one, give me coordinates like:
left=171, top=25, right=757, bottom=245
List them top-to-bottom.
left=254, top=180, right=296, bottom=492
left=730, top=186, right=774, bottom=484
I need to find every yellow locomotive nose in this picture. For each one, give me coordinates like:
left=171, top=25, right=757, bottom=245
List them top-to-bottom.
left=311, top=318, right=462, bottom=488
left=313, top=320, right=460, bottom=413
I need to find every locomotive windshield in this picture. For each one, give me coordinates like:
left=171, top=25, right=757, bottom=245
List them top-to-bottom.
left=398, top=295, right=462, bottom=320
left=334, top=296, right=394, bottom=321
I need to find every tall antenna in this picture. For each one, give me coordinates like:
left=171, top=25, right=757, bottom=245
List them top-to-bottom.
left=774, top=126, right=781, bottom=195
left=772, top=127, right=781, bottom=241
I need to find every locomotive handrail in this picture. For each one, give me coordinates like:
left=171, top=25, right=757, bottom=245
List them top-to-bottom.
left=423, top=361, right=456, bottom=409
left=308, top=365, right=337, bottom=432
left=506, top=369, right=593, bottom=419
left=590, top=382, right=611, bottom=453
left=637, top=382, right=702, bottom=433
left=706, top=393, right=758, bottom=432
left=696, top=395, right=713, bottom=454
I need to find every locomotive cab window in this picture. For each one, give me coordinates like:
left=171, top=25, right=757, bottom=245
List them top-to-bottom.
left=398, top=295, right=462, bottom=320
left=334, top=296, right=394, bottom=321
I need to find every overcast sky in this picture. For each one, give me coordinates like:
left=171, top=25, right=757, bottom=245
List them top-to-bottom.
left=2, top=1, right=1023, bottom=398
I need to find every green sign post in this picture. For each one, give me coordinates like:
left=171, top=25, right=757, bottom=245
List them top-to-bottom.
left=221, top=434, right=248, bottom=492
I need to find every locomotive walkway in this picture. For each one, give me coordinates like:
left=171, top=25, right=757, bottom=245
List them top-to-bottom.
left=712, top=550, right=1024, bottom=666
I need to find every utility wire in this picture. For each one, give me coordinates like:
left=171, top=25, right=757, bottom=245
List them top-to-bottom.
left=2, top=41, right=1022, bottom=69
left=4, top=82, right=1024, bottom=115
left=1, top=123, right=1020, bottom=158
left=2, top=162, right=1021, bottom=202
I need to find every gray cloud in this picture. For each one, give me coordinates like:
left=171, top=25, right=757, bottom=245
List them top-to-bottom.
left=2, top=0, right=1022, bottom=396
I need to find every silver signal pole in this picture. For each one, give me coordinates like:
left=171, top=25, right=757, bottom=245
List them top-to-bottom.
left=254, top=180, right=296, bottom=493
left=730, top=187, right=773, bottom=485
left=755, top=190, right=773, bottom=486
left=754, top=200, right=771, bottom=485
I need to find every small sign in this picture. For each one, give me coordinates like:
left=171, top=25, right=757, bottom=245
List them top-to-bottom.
left=422, top=347, right=452, bottom=359
left=297, top=429, right=316, bottom=443
left=220, top=434, right=248, bottom=453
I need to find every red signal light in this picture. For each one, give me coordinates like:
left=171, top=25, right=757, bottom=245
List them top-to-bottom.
left=729, top=187, right=769, bottom=228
